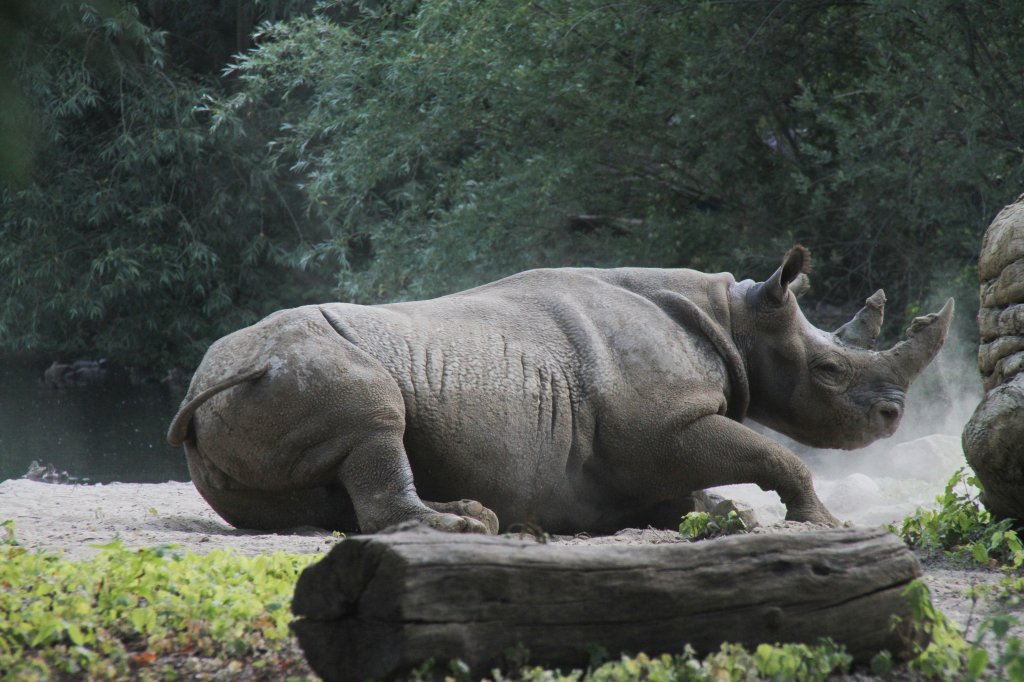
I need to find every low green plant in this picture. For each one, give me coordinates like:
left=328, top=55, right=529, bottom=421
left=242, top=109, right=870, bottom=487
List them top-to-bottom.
left=893, top=468, right=1024, bottom=568
left=889, top=471, right=1024, bottom=679
left=679, top=510, right=748, bottom=541
left=0, top=520, right=17, bottom=547
left=0, top=530, right=317, bottom=679
left=899, top=579, right=972, bottom=680
left=968, top=614, right=1024, bottom=682
left=432, top=640, right=851, bottom=682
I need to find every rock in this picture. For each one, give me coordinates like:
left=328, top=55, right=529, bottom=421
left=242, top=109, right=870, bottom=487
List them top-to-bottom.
left=978, top=192, right=1024, bottom=281
left=965, top=194, right=1024, bottom=521
left=40, top=359, right=109, bottom=388
left=41, top=361, right=76, bottom=388
left=880, top=434, right=965, bottom=483
left=22, top=460, right=91, bottom=485
left=822, top=473, right=884, bottom=516
left=711, top=498, right=759, bottom=529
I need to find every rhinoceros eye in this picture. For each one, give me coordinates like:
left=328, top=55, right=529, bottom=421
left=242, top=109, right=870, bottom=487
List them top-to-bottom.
left=811, top=356, right=851, bottom=387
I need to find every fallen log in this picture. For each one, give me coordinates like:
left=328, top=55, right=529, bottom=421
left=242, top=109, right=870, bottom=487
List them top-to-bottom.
left=291, top=526, right=922, bottom=681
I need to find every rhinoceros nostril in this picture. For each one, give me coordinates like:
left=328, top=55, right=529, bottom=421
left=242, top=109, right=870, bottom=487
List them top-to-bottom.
left=875, top=401, right=902, bottom=422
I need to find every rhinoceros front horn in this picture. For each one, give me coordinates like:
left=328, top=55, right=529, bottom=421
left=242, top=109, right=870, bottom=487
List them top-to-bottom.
left=835, top=289, right=886, bottom=349
left=882, top=299, right=955, bottom=383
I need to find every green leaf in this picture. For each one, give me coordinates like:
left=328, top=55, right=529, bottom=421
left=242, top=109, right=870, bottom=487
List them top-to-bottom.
left=66, top=623, right=85, bottom=646
left=966, top=647, right=988, bottom=681
left=870, top=650, right=893, bottom=676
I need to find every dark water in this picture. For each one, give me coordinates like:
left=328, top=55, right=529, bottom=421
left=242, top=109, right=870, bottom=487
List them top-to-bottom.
left=0, top=359, right=190, bottom=483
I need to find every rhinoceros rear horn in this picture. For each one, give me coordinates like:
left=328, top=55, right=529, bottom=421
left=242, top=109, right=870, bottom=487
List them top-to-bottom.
left=764, top=245, right=812, bottom=305
left=835, top=289, right=886, bottom=349
left=883, top=298, right=955, bottom=383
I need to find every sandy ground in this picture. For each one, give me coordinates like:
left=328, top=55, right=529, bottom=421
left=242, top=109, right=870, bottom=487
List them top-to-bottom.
left=0, top=434, right=971, bottom=559
left=0, top=479, right=342, bottom=559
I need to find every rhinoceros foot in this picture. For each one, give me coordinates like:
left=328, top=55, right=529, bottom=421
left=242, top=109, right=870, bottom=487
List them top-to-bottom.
left=425, top=499, right=500, bottom=534
left=783, top=503, right=842, bottom=527
left=402, top=504, right=491, bottom=534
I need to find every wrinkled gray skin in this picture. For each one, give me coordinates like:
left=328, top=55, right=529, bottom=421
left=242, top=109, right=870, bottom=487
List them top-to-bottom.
left=168, top=247, right=954, bottom=535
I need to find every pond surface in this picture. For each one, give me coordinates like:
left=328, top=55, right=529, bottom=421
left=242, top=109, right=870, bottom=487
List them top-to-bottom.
left=0, top=358, right=190, bottom=483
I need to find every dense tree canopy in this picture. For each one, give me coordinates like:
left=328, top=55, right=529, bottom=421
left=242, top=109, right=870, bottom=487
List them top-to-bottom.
left=1, top=1, right=1021, bottom=370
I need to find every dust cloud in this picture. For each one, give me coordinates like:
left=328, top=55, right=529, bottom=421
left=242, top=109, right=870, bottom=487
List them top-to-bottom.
left=709, top=324, right=983, bottom=527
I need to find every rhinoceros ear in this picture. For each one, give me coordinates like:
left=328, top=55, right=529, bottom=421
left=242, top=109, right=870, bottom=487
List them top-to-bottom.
left=763, top=245, right=812, bottom=305
left=789, top=273, right=811, bottom=299
left=835, top=289, right=886, bottom=349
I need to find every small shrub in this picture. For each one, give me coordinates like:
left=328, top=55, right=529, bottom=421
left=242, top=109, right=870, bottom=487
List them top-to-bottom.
left=892, top=468, right=1024, bottom=568
left=679, top=510, right=748, bottom=541
left=0, top=531, right=317, bottom=679
left=899, top=579, right=971, bottom=680
left=970, top=614, right=1024, bottom=682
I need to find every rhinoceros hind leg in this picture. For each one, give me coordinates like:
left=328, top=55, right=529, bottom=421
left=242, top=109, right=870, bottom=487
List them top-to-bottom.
left=338, top=432, right=490, bottom=534
left=425, top=499, right=500, bottom=534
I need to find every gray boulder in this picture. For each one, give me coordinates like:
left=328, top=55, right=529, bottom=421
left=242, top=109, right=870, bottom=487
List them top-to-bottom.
left=965, top=194, right=1024, bottom=520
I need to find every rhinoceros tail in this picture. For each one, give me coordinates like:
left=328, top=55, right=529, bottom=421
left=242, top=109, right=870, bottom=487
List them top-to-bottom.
left=166, top=365, right=270, bottom=447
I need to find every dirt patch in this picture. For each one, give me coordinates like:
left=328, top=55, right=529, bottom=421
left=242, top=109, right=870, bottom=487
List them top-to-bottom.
left=0, top=479, right=341, bottom=559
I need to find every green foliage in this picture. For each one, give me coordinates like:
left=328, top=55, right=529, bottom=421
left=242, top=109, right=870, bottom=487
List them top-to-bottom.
left=4, top=0, right=1023, bottom=366
left=218, top=0, right=1021, bottom=320
left=0, top=1, right=334, bottom=370
left=893, top=468, right=1024, bottom=568
left=894, top=500, right=1024, bottom=681
left=679, top=510, right=748, bottom=541
left=0, top=520, right=16, bottom=546
left=0, top=536, right=316, bottom=679
left=888, top=579, right=1024, bottom=682
left=900, top=579, right=972, bottom=679
left=970, top=614, right=1024, bottom=682
left=416, top=642, right=851, bottom=682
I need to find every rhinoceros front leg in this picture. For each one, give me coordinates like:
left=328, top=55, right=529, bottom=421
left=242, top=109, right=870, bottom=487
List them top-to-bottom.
left=672, top=414, right=840, bottom=526
left=339, top=431, right=494, bottom=534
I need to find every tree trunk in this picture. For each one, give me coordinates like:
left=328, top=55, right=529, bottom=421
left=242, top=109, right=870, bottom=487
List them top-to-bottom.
left=291, top=526, right=922, bottom=681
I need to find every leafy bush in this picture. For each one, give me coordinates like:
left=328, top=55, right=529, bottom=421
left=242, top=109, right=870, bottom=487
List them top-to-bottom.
left=5, top=0, right=1024, bottom=367
left=0, top=1, right=335, bottom=370
left=894, top=468, right=1024, bottom=568
left=891, top=471, right=1024, bottom=681
left=679, top=510, right=748, bottom=541
left=0, top=528, right=316, bottom=679
left=970, top=614, right=1024, bottom=682
left=417, top=642, right=852, bottom=682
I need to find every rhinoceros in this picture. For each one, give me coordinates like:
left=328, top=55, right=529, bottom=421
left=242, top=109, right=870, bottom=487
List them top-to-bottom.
left=167, top=246, right=953, bottom=534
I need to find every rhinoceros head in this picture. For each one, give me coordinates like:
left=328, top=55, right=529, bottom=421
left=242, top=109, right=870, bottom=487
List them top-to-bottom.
left=735, top=246, right=954, bottom=450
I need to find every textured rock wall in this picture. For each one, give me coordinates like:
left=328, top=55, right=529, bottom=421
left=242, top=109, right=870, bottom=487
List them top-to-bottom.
left=964, top=194, right=1024, bottom=521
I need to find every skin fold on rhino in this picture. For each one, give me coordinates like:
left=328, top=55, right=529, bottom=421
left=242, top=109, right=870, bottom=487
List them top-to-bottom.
left=167, top=247, right=954, bottom=535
